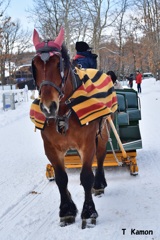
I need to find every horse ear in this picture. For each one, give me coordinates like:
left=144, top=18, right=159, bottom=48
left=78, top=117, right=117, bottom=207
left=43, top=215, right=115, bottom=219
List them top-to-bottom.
left=54, top=27, right=65, bottom=48
left=33, top=29, right=40, bottom=47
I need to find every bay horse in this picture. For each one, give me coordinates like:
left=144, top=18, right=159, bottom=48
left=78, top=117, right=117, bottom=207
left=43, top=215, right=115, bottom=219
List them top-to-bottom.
left=32, top=27, right=117, bottom=228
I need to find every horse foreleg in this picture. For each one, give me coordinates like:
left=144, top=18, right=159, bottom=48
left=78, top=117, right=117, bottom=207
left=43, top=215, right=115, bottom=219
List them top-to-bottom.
left=42, top=136, right=78, bottom=226
left=80, top=154, right=98, bottom=228
left=54, top=166, right=78, bottom=226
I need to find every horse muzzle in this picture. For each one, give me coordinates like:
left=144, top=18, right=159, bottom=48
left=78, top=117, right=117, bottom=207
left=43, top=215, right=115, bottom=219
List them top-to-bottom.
left=40, top=101, right=59, bottom=118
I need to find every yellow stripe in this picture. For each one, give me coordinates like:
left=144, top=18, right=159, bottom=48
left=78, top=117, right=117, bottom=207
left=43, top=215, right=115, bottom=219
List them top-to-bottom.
left=75, top=67, right=98, bottom=79
left=75, top=67, right=108, bottom=82
left=72, top=70, right=110, bottom=89
left=81, top=74, right=107, bottom=88
left=70, top=78, right=113, bottom=98
left=71, top=83, right=113, bottom=99
left=72, top=93, right=117, bottom=112
left=73, top=101, right=116, bottom=120
left=31, top=103, right=41, bottom=112
left=111, top=104, right=118, bottom=113
left=78, top=106, right=105, bottom=120
left=80, top=108, right=111, bottom=125
left=30, top=116, right=45, bottom=125
left=30, top=117, right=44, bottom=129
left=35, top=122, right=44, bottom=129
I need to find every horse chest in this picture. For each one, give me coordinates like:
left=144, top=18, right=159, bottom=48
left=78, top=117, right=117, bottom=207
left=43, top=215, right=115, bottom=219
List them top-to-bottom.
left=42, top=126, right=80, bottom=151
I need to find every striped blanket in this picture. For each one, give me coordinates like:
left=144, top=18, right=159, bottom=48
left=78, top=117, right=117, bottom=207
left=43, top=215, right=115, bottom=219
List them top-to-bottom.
left=67, top=67, right=118, bottom=125
left=30, top=68, right=118, bottom=129
left=30, top=98, right=46, bottom=130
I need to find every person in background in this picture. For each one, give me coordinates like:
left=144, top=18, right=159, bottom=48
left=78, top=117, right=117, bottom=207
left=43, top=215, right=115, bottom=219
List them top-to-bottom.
left=72, top=41, right=98, bottom=69
left=107, top=70, right=123, bottom=89
left=136, top=70, right=142, bottom=93
left=127, top=73, right=134, bottom=88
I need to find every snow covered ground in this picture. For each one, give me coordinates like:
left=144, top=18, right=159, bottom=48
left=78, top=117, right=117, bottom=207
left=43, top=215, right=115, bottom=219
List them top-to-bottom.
left=0, top=79, right=160, bottom=240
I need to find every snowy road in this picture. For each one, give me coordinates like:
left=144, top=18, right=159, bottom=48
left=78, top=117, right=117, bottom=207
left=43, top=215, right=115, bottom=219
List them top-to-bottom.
left=0, top=79, right=160, bottom=240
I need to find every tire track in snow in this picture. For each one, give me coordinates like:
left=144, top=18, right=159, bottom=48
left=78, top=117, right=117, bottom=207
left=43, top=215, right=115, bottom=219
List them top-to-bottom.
left=0, top=170, right=83, bottom=240
left=24, top=170, right=85, bottom=240
left=0, top=180, right=50, bottom=231
left=0, top=180, right=8, bottom=186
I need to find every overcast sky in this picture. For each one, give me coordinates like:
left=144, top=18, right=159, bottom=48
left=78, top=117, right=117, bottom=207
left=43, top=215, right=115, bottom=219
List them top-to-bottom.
left=6, top=0, right=34, bottom=30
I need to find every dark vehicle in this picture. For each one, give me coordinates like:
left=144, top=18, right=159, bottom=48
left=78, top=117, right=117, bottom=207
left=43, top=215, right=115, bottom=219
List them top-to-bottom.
left=14, top=65, right=36, bottom=90
left=16, top=79, right=35, bottom=90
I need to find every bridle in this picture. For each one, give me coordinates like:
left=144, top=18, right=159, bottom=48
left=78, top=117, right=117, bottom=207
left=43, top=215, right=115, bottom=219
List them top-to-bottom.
left=32, top=41, right=74, bottom=134
left=32, top=42, right=69, bottom=99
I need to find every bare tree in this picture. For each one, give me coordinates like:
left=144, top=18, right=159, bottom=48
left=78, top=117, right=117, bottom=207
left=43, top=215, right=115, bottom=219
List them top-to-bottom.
left=0, top=0, right=11, bottom=83
left=0, top=0, right=10, bottom=17
left=18, top=0, right=160, bottom=76
left=28, top=0, right=124, bottom=67
left=106, top=0, right=136, bottom=77
left=133, top=0, right=160, bottom=74
left=0, top=16, right=32, bottom=84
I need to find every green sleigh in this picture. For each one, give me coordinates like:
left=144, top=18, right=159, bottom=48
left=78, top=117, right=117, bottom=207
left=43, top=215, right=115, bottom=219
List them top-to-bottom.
left=53, top=88, right=142, bottom=176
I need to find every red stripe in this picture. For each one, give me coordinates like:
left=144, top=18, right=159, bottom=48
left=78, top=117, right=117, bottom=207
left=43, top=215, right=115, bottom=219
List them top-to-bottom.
left=77, top=76, right=111, bottom=93
left=85, top=77, right=111, bottom=93
left=78, top=84, right=86, bottom=91
left=76, top=97, right=117, bottom=118
left=30, top=109, right=46, bottom=122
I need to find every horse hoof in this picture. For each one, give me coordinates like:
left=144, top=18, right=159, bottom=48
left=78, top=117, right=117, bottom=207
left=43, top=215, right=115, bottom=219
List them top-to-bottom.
left=92, top=188, right=104, bottom=196
left=60, top=216, right=75, bottom=227
left=81, top=218, right=96, bottom=229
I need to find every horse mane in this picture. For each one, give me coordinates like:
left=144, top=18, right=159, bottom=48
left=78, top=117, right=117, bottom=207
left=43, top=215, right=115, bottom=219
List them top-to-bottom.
left=61, top=44, right=71, bottom=69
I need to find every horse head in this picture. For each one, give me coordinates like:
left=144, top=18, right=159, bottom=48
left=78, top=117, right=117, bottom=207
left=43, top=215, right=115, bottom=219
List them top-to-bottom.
left=32, top=27, right=70, bottom=119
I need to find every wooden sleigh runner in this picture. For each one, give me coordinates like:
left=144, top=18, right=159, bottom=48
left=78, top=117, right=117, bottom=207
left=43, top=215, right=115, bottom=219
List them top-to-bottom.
left=46, top=88, right=142, bottom=180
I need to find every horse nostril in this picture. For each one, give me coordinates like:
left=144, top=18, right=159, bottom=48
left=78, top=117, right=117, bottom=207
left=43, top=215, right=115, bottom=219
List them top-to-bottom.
left=40, top=101, right=58, bottom=118
left=50, top=101, right=57, bottom=113
left=40, top=102, right=50, bottom=114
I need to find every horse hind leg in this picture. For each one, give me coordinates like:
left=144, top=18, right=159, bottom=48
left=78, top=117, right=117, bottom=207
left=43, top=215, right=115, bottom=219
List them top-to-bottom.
left=80, top=126, right=108, bottom=228
left=93, top=129, right=108, bottom=196
left=80, top=151, right=98, bottom=229
left=93, top=159, right=107, bottom=196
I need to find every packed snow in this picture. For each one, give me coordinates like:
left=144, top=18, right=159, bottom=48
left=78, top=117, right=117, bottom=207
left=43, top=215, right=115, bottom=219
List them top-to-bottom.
left=0, top=79, right=160, bottom=240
